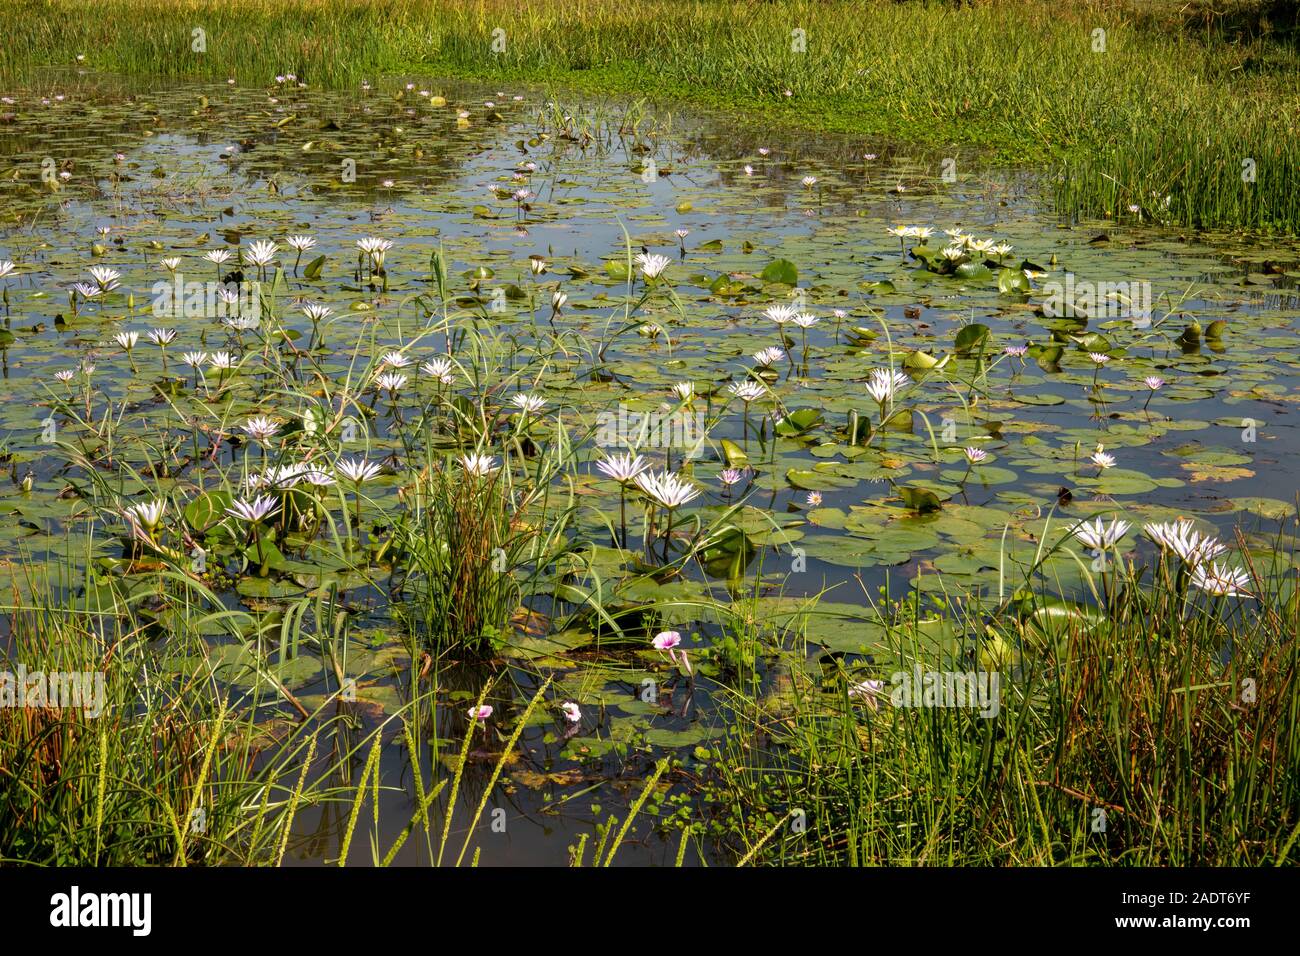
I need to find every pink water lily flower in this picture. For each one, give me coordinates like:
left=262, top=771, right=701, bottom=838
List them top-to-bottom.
left=652, top=630, right=691, bottom=675
left=652, top=630, right=681, bottom=651
left=468, top=704, right=493, bottom=721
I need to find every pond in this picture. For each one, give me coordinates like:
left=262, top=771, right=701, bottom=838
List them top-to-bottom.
left=0, top=74, right=1296, bottom=865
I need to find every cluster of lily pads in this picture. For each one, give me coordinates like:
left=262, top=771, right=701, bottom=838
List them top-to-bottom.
left=0, top=79, right=1292, bottom=781
left=15, top=215, right=1262, bottom=640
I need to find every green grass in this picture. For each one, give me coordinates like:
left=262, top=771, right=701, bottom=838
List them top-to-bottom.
left=1, top=0, right=1298, bottom=231
left=700, top=531, right=1300, bottom=866
left=0, top=540, right=587, bottom=866
left=0, top=549, right=328, bottom=864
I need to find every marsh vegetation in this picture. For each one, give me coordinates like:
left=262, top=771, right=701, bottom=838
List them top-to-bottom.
left=0, top=6, right=1298, bottom=867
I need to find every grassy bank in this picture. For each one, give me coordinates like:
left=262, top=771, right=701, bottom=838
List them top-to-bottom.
left=1, top=0, right=1299, bottom=232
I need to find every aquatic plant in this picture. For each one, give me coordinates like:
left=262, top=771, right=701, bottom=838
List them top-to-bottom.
left=0, top=61, right=1296, bottom=868
left=700, top=528, right=1300, bottom=866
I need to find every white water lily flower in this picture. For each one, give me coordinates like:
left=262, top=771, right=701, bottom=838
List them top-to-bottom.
left=801, top=176, right=818, bottom=188
left=286, top=235, right=316, bottom=251
left=357, top=237, right=393, bottom=265
left=245, top=239, right=279, bottom=268
left=939, top=245, right=966, bottom=262
left=203, top=249, right=232, bottom=265
left=634, top=252, right=671, bottom=278
left=160, top=257, right=181, bottom=272
left=0, top=261, right=17, bottom=280
left=89, top=266, right=121, bottom=291
left=72, top=282, right=101, bottom=299
left=551, top=289, right=568, bottom=311
left=302, top=303, right=333, bottom=323
left=764, top=304, right=798, bottom=325
left=792, top=312, right=819, bottom=329
left=224, top=314, right=258, bottom=333
left=147, top=327, right=177, bottom=346
left=114, top=330, right=139, bottom=350
left=753, top=346, right=785, bottom=366
left=380, top=350, right=411, bottom=368
left=181, top=351, right=207, bottom=368
left=208, top=351, right=237, bottom=370
left=1089, top=352, right=1111, bottom=365
left=421, top=356, right=456, bottom=383
left=866, top=368, right=909, bottom=404
left=54, top=369, right=75, bottom=383
left=375, top=372, right=408, bottom=393
left=1144, top=376, right=1165, bottom=390
left=727, top=380, right=766, bottom=403
left=671, top=382, right=694, bottom=402
left=510, top=392, right=547, bottom=414
left=241, top=416, right=280, bottom=442
left=963, top=447, right=988, bottom=464
left=1090, top=447, right=1117, bottom=469
left=459, top=453, right=500, bottom=477
left=595, top=453, right=651, bottom=483
left=336, top=457, right=382, bottom=484
left=252, top=463, right=329, bottom=491
left=249, top=464, right=297, bottom=491
left=298, top=468, right=336, bottom=487
left=719, top=468, right=747, bottom=486
left=634, top=469, right=700, bottom=509
left=226, top=494, right=279, bottom=523
left=123, top=499, right=165, bottom=530
left=1071, top=516, right=1132, bottom=551
left=1143, top=519, right=1228, bottom=566
left=1190, top=561, right=1252, bottom=598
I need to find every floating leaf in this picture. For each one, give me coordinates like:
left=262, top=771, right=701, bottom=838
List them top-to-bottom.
left=760, top=259, right=798, bottom=285
left=899, top=487, right=942, bottom=514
